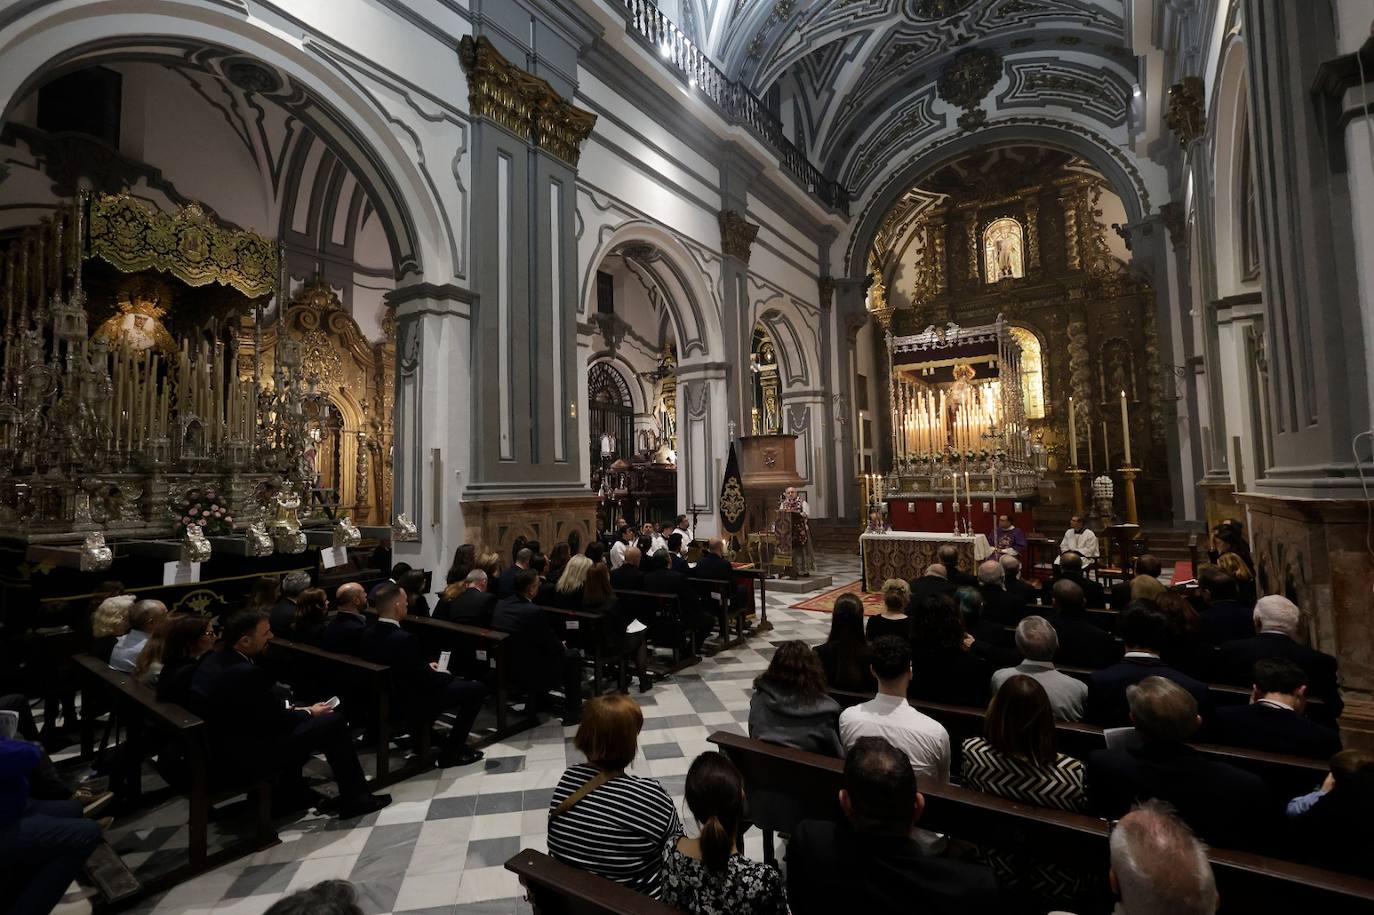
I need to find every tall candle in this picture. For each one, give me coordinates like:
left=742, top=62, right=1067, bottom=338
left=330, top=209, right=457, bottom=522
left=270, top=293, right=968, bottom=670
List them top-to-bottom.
left=1119, top=390, right=1132, bottom=466
left=1068, top=395, right=1078, bottom=466
left=1087, top=411, right=1095, bottom=473
left=1102, top=420, right=1110, bottom=470
left=965, top=470, right=972, bottom=511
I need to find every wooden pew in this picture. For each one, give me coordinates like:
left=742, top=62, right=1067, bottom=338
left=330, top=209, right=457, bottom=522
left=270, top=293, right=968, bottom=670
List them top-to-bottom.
left=688, top=577, right=746, bottom=650
left=614, top=588, right=699, bottom=671
left=538, top=605, right=622, bottom=694
left=394, top=614, right=532, bottom=739
left=263, top=637, right=431, bottom=786
left=72, top=656, right=278, bottom=902
left=1053, top=663, right=1329, bottom=718
left=830, top=688, right=1327, bottom=799
left=708, top=731, right=1374, bottom=914
left=505, top=849, right=680, bottom=915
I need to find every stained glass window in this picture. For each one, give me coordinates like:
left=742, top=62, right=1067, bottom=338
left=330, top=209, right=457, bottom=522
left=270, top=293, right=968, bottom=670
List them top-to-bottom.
left=983, top=217, right=1025, bottom=283
left=1009, top=325, right=1046, bottom=420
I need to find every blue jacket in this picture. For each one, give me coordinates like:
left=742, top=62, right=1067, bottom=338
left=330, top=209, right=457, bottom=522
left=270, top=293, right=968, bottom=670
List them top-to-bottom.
left=0, top=737, right=42, bottom=822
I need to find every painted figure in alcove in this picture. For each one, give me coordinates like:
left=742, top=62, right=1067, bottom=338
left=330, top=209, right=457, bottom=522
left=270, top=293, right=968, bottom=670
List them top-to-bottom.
left=983, top=217, right=1025, bottom=282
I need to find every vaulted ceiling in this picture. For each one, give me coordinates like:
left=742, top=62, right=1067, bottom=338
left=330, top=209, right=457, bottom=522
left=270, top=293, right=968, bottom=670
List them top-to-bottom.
left=678, top=0, right=1137, bottom=198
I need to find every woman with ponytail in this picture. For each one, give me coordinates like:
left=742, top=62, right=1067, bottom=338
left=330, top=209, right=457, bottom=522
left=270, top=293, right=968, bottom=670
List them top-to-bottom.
left=662, top=751, right=788, bottom=914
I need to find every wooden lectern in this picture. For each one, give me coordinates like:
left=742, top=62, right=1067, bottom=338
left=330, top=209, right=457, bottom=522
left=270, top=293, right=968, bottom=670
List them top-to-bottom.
left=736, top=434, right=805, bottom=536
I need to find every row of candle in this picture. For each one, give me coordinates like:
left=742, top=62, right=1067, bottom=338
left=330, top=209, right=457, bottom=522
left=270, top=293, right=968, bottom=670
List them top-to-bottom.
left=106, top=337, right=262, bottom=453
left=894, top=382, right=1005, bottom=457
left=1067, top=391, right=1134, bottom=472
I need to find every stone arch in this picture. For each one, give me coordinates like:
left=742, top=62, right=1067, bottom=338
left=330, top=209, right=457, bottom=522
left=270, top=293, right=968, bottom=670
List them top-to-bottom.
left=0, top=0, right=451, bottom=281
left=1211, top=30, right=1255, bottom=297
left=845, top=123, right=1152, bottom=278
left=579, top=219, right=725, bottom=362
left=755, top=304, right=814, bottom=391
left=586, top=350, right=649, bottom=415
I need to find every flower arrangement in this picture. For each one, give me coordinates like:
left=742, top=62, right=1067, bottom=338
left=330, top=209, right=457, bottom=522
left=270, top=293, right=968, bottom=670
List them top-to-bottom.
left=172, top=487, right=234, bottom=537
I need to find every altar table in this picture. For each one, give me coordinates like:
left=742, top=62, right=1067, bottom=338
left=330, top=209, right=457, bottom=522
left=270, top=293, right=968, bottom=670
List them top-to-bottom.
left=859, top=531, right=992, bottom=592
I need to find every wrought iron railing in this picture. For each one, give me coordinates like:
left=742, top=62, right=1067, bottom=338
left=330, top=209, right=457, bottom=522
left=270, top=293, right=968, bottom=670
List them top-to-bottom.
left=623, top=0, right=850, bottom=214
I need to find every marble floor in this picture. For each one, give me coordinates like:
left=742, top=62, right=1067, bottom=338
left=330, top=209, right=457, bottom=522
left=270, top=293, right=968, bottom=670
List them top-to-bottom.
left=89, top=551, right=858, bottom=915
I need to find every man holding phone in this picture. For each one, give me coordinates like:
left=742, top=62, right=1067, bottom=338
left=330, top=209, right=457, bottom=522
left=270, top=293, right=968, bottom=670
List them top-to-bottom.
left=359, top=582, right=487, bottom=768
left=190, top=611, right=391, bottom=818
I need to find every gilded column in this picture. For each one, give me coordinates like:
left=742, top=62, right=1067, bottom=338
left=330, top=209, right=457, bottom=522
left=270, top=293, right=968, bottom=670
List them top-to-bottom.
left=1060, top=194, right=1081, bottom=271
left=1024, top=199, right=1040, bottom=272
left=965, top=216, right=979, bottom=282
left=933, top=217, right=948, bottom=293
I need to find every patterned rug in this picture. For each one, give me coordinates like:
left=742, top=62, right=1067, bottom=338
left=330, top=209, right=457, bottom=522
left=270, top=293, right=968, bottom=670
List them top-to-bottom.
left=789, top=579, right=884, bottom=614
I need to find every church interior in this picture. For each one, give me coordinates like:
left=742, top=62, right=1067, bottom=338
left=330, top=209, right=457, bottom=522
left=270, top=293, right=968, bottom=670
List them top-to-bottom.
left=1, top=0, right=1373, bottom=913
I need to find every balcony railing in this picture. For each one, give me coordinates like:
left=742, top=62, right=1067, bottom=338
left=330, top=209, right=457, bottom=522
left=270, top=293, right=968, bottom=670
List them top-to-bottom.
left=623, top=0, right=850, bottom=214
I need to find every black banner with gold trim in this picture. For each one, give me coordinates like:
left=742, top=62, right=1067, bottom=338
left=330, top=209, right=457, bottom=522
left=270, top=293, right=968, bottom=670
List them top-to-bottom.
left=719, top=441, right=746, bottom=535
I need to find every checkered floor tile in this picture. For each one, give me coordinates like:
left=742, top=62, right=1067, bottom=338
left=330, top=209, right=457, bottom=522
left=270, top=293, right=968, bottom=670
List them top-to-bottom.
left=84, top=552, right=859, bottom=915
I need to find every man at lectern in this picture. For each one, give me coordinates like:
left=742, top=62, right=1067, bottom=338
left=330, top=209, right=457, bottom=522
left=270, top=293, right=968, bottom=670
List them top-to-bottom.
left=778, top=486, right=814, bottom=575
left=991, top=514, right=1027, bottom=559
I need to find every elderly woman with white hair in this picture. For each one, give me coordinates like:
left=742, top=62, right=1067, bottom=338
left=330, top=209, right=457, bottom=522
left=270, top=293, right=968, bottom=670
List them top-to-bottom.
left=90, top=593, right=136, bottom=664
left=1215, top=594, right=1343, bottom=721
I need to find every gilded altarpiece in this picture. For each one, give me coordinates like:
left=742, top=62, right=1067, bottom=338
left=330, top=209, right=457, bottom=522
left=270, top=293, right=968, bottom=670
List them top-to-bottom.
left=887, top=160, right=1168, bottom=519
left=254, top=282, right=394, bottom=525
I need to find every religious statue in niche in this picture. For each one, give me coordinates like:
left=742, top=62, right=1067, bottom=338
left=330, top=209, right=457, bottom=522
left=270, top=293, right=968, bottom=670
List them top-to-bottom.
left=983, top=217, right=1025, bottom=283
left=91, top=281, right=179, bottom=356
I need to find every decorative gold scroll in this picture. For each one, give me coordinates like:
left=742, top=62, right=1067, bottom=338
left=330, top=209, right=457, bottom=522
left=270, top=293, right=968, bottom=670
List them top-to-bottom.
left=86, top=193, right=279, bottom=299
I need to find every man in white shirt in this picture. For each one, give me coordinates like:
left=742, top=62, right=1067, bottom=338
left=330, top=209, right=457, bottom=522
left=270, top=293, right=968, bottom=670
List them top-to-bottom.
left=673, top=514, right=693, bottom=553
left=1058, top=515, right=1099, bottom=564
left=641, top=522, right=667, bottom=556
left=608, top=526, right=631, bottom=569
left=109, top=599, right=168, bottom=673
left=991, top=616, right=1088, bottom=721
left=839, top=635, right=950, bottom=784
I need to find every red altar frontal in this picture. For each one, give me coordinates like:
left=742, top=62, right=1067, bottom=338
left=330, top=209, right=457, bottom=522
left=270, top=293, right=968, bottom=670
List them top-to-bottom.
left=886, top=495, right=1035, bottom=539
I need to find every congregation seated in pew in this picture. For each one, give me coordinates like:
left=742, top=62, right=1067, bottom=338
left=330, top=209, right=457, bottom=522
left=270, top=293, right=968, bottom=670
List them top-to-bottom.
left=1085, top=601, right=1210, bottom=726
left=188, top=610, right=391, bottom=819
left=990, top=615, right=1088, bottom=722
left=748, top=640, right=844, bottom=758
left=1209, top=658, right=1341, bottom=760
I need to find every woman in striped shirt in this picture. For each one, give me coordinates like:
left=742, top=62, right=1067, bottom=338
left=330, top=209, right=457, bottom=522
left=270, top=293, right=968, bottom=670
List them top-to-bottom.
left=547, top=694, right=682, bottom=897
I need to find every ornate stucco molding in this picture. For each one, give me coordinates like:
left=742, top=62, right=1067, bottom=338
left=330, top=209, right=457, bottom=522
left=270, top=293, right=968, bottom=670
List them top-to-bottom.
left=458, top=36, right=597, bottom=168
left=937, top=47, right=1003, bottom=131
left=1165, top=76, right=1205, bottom=149
left=1158, top=201, right=1187, bottom=250
left=718, top=210, right=760, bottom=263
left=817, top=276, right=836, bottom=310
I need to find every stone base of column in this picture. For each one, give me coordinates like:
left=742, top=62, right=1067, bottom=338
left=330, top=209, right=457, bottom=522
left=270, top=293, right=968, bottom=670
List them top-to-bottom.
left=1199, top=477, right=1241, bottom=532
left=1237, top=492, right=1374, bottom=704
left=462, top=493, right=601, bottom=560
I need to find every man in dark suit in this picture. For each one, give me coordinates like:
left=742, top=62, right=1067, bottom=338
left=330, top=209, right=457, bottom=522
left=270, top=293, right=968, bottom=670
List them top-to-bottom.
left=665, top=533, right=690, bottom=573
left=938, top=544, right=978, bottom=589
left=608, top=545, right=645, bottom=591
left=495, top=548, right=532, bottom=599
left=652, top=550, right=717, bottom=649
left=1055, top=552, right=1105, bottom=608
left=999, top=554, right=1040, bottom=606
left=1110, top=555, right=1162, bottom=610
left=976, top=559, right=1027, bottom=626
left=909, top=564, right=958, bottom=606
left=1197, top=568, right=1253, bottom=644
left=491, top=569, right=583, bottom=725
left=269, top=570, right=311, bottom=638
left=435, top=570, right=497, bottom=627
left=1041, top=579, right=1123, bottom=671
left=320, top=582, right=369, bottom=656
left=358, top=583, right=486, bottom=768
left=1215, top=595, right=1343, bottom=720
left=1086, top=601, right=1209, bottom=726
left=190, top=610, right=390, bottom=818
left=1209, top=659, right=1342, bottom=759
left=1086, top=676, right=1275, bottom=852
left=788, top=736, right=999, bottom=915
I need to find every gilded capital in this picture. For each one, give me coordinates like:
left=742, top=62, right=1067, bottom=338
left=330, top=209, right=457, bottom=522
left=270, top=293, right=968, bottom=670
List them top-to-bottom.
left=458, top=35, right=597, bottom=167
left=718, top=210, right=760, bottom=263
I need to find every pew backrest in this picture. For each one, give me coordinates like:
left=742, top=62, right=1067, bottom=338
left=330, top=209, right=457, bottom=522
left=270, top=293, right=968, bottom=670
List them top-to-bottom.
left=505, top=850, right=680, bottom=915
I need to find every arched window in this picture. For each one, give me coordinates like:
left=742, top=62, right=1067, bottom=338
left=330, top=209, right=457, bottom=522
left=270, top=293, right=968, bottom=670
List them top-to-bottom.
left=983, top=217, right=1025, bottom=283
left=1008, top=325, right=1046, bottom=420
left=588, top=362, right=633, bottom=465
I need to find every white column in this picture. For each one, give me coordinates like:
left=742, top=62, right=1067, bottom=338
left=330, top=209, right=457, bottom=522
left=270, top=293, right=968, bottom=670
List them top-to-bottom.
left=390, top=288, right=474, bottom=573
left=675, top=363, right=730, bottom=539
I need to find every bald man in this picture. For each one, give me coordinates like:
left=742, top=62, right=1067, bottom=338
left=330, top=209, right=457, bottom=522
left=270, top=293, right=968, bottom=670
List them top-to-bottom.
left=908, top=563, right=956, bottom=605
left=320, top=582, right=369, bottom=655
